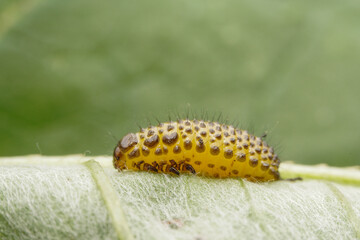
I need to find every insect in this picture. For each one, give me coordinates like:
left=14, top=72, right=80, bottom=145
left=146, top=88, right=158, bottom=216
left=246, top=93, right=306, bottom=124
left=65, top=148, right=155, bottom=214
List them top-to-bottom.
left=113, top=119, right=280, bottom=182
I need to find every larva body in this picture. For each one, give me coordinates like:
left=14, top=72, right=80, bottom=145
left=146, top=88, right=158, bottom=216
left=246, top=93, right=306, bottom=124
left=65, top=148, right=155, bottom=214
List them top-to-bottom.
left=113, top=120, right=280, bottom=181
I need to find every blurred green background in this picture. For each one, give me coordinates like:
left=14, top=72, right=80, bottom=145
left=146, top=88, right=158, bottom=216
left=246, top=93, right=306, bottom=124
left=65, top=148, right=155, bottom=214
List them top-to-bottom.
left=0, top=0, right=359, bottom=166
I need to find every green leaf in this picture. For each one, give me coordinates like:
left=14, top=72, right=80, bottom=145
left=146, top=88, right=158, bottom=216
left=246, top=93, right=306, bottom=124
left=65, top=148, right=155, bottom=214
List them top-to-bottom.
left=1, top=156, right=360, bottom=239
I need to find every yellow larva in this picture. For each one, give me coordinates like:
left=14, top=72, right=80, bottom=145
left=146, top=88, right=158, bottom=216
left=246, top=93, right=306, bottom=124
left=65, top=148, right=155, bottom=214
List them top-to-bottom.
left=113, top=119, right=280, bottom=182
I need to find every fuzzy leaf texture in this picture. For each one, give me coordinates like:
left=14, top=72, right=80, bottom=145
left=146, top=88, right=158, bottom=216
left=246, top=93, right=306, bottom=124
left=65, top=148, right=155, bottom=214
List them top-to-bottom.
left=0, top=155, right=360, bottom=240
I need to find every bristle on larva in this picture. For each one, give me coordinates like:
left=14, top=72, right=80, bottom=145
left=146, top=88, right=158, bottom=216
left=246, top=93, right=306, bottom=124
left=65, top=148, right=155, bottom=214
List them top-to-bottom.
left=113, top=120, right=280, bottom=182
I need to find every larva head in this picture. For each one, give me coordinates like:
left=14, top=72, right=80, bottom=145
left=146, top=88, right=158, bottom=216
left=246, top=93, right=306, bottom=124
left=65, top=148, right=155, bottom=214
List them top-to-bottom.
left=113, top=133, right=138, bottom=170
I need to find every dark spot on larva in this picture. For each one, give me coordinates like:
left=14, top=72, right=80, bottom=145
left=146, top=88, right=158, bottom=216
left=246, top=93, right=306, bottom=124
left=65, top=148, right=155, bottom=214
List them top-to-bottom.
left=193, top=120, right=199, bottom=124
left=185, top=121, right=191, bottom=126
left=200, top=122, right=206, bottom=128
left=209, top=122, right=214, bottom=127
left=167, top=125, right=174, bottom=131
left=179, top=125, right=184, bottom=130
left=223, top=125, right=228, bottom=130
left=194, top=126, right=200, bottom=131
left=216, top=126, right=221, bottom=131
left=140, top=128, right=145, bottom=133
left=185, top=128, right=192, bottom=134
left=159, top=129, right=164, bottom=134
left=209, top=129, right=215, bottom=134
left=230, top=129, right=235, bottom=135
left=236, top=129, right=242, bottom=135
left=147, top=130, right=155, bottom=137
left=200, top=131, right=206, bottom=137
left=162, top=132, right=179, bottom=145
left=224, top=132, right=229, bottom=137
left=119, top=133, right=138, bottom=152
left=214, top=133, right=222, bottom=139
left=140, top=134, right=145, bottom=139
left=144, top=134, right=159, bottom=148
left=182, top=134, right=187, bottom=139
left=196, top=135, right=201, bottom=140
left=243, top=135, right=249, bottom=141
left=250, top=135, right=255, bottom=141
left=230, top=137, right=236, bottom=144
left=237, top=137, right=242, bottom=142
left=210, top=138, right=215, bottom=143
left=196, top=139, right=205, bottom=152
left=184, top=140, right=192, bottom=150
left=256, top=140, right=262, bottom=146
left=224, top=141, right=230, bottom=146
left=250, top=142, right=255, bottom=147
left=242, top=143, right=249, bottom=149
left=173, top=145, right=181, bottom=154
left=210, top=145, right=220, bottom=155
left=237, top=145, right=242, bottom=150
left=113, top=146, right=122, bottom=160
left=142, top=146, right=150, bottom=156
left=163, top=146, right=168, bottom=154
left=128, top=147, right=140, bottom=159
left=255, top=147, right=261, bottom=153
left=269, top=147, right=274, bottom=154
left=155, top=148, right=162, bottom=155
left=224, top=149, right=233, bottom=159
left=262, top=149, right=268, bottom=154
left=249, top=150, right=255, bottom=155
left=236, top=153, right=246, bottom=162
left=268, top=154, right=273, bottom=159
left=273, top=154, right=279, bottom=161
left=261, top=155, right=267, bottom=160
left=249, top=157, right=258, bottom=167
left=185, top=158, right=191, bottom=162
left=195, top=161, right=202, bottom=165
left=261, top=162, right=270, bottom=171
left=271, top=162, right=280, bottom=167
left=208, top=164, right=215, bottom=168
left=220, top=166, right=227, bottom=171
left=269, top=167, right=280, bottom=180
left=232, top=170, right=239, bottom=174
left=214, top=173, right=220, bottom=178
left=244, top=174, right=251, bottom=178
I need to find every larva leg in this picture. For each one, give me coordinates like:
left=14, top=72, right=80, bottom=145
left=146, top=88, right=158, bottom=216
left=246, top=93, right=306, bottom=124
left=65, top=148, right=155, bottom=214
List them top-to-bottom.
left=135, top=160, right=144, bottom=169
left=143, top=163, right=158, bottom=173
left=184, top=164, right=196, bottom=174
left=169, top=167, right=180, bottom=175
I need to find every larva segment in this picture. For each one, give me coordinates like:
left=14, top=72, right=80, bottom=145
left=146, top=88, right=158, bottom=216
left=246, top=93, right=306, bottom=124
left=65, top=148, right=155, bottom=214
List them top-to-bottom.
left=113, top=120, right=280, bottom=182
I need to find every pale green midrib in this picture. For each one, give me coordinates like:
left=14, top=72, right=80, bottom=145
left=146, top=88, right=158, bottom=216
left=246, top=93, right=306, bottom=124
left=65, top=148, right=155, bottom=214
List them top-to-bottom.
left=0, top=0, right=43, bottom=41
left=84, top=160, right=134, bottom=240
left=280, top=163, right=360, bottom=186
left=280, top=170, right=360, bottom=186
left=239, top=179, right=270, bottom=237
left=326, top=182, right=360, bottom=239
